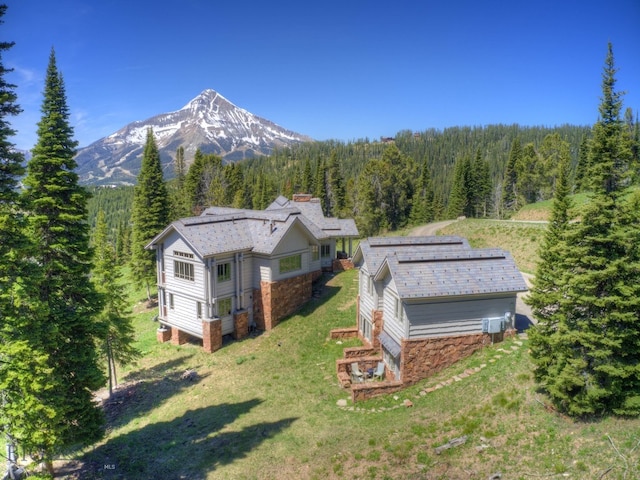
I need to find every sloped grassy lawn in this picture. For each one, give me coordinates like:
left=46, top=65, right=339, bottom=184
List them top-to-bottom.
left=439, top=219, right=547, bottom=274
left=75, top=269, right=640, bottom=480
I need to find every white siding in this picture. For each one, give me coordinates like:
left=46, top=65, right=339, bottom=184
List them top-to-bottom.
left=273, top=223, right=312, bottom=256
left=214, top=255, right=236, bottom=299
left=358, top=269, right=374, bottom=322
left=381, top=282, right=406, bottom=344
left=165, top=294, right=203, bottom=338
left=406, top=296, right=517, bottom=338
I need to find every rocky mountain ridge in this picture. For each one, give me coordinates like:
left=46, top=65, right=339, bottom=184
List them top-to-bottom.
left=74, top=89, right=313, bottom=185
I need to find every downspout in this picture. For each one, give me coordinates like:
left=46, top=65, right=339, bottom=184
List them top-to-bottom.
left=235, top=253, right=242, bottom=309
left=204, top=257, right=210, bottom=317
left=210, top=258, right=216, bottom=317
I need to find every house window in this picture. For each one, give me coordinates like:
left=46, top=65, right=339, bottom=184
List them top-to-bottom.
left=321, top=244, right=331, bottom=258
left=310, top=245, right=319, bottom=261
left=174, top=250, right=194, bottom=259
left=279, top=254, right=302, bottom=274
left=174, top=260, right=194, bottom=281
left=217, top=262, right=231, bottom=282
left=367, top=276, right=373, bottom=295
left=169, top=293, right=174, bottom=309
left=394, top=296, right=403, bottom=322
left=218, top=297, right=232, bottom=317
left=197, top=301, right=202, bottom=319
left=383, top=348, right=401, bottom=380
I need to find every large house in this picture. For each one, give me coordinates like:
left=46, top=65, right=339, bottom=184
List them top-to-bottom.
left=145, top=194, right=358, bottom=352
left=338, top=236, right=527, bottom=399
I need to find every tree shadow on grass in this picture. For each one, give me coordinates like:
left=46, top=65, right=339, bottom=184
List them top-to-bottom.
left=104, top=355, right=207, bottom=431
left=79, top=400, right=297, bottom=479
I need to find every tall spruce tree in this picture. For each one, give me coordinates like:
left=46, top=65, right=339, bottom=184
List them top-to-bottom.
left=0, top=10, right=58, bottom=475
left=528, top=43, right=639, bottom=416
left=21, top=49, right=105, bottom=470
left=131, top=128, right=169, bottom=301
left=501, top=137, right=521, bottom=216
left=169, top=145, right=190, bottom=219
left=328, top=150, right=345, bottom=216
left=526, top=150, right=572, bottom=385
left=447, top=155, right=470, bottom=218
left=409, top=158, right=435, bottom=225
left=93, top=211, right=140, bottom=396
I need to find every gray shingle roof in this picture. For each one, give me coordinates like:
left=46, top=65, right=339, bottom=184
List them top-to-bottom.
left=266, top=195, right=359, bottom=238
left=146, top=207, right=318, bottom=257
left=354, top=236, right=471, bottom=274
left=376, top=248, right=527, bottom=299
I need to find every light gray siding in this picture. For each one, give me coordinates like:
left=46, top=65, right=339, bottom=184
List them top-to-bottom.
left=358, top=268, right=375, bottom=322
left=381, top=279, right=406, bottom=344
left=165, top=294, right=203, bottom=338
left=406, top=295, right=517, bottom=338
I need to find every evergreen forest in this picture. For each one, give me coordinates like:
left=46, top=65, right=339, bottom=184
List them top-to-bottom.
left=90, top=121, right=640, bottom=253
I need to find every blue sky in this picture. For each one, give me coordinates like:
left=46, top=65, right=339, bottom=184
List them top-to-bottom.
left=4, top=0, right=639, bottom=151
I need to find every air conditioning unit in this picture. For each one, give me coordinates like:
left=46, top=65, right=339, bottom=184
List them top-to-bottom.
left=482, top=317, right=505, bottom=334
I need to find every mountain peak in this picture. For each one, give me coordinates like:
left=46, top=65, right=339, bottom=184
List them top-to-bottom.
left=74, top=89, right=312, bottom=185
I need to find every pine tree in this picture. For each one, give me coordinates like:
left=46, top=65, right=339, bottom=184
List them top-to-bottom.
left=0, top=11, right=59, bottom=474
left=528, top=43, right=639, bottom=416
left=20, top=49, right=106, bottom=470
left=131, top=128, right=169, bottom=301
left=573, top=136, right=591, bottom=192
left=502, top=137, right=521, bottom=216
left=169, top=145, right=189, bottom=219
left=470, top=149, right=491, bottom=217
left=328, top=150, right=345, bottom=216
left=526, top=150, right=572, bottom=384
left=447, top=155, right=469, bottom=218
left=301, top=157, right=313, bottom=193
left=314, top=157, right=327, bottom=213
left=409, top=158, right=435, bottom=225
left=93, top=211, right=140, bottom=396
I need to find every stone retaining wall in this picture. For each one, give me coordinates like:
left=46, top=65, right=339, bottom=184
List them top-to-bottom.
left=330, top=327, right=359, bottom=339
left=400, top=332, right=494, bottom=386
left=351, top=381, right=405, bottom=403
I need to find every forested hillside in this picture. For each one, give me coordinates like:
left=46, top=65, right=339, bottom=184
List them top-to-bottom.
left=89, top=121, right=640, bottom=246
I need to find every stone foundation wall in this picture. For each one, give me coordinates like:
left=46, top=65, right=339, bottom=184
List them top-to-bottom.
left=253, top=271, right=316, bottom=331
left=234, top=310, right=249, bottom=340
left=202, top=318, right=222, bottom=353
left=157, top=327, right=171, bottom=343
left=171, top=327, right=188, bottom=345
left=400, top=333, right=491, bottom=386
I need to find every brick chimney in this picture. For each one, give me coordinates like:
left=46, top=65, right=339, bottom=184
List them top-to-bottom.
left=292, top=193, right=312, bottom=202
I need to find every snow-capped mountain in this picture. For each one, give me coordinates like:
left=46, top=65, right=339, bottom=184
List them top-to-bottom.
left=74, top=89, right=313, bottom=185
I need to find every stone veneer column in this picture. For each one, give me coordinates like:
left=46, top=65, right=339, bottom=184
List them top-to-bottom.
left=233, top=309, right=249, bottom=340
left=372, top=309, right=383, bottom=350
left=202, top=318, right=222, bottom=353
left=157, top=326, right=171, bottom=343
left=171, top=327, right=188, bottom=345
